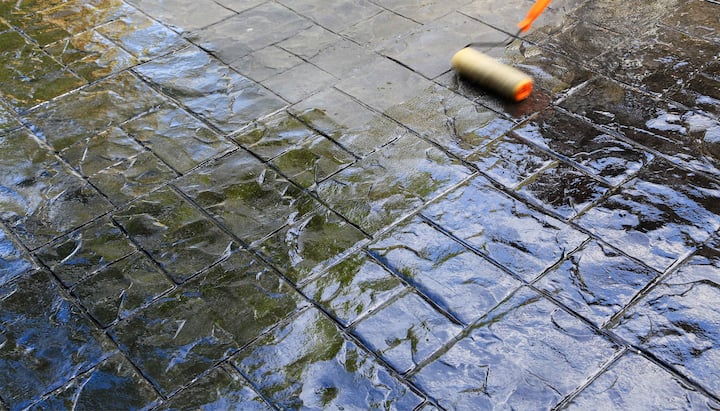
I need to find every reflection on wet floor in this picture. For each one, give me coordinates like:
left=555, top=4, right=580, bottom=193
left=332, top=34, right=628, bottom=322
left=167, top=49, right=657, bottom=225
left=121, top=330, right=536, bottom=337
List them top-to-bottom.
left=0, top=0, right=719, bottom=409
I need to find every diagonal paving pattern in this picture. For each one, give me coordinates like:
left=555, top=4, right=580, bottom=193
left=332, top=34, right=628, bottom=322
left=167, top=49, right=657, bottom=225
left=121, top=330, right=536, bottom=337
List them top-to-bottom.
left=0, top=0, right=720, bottom=409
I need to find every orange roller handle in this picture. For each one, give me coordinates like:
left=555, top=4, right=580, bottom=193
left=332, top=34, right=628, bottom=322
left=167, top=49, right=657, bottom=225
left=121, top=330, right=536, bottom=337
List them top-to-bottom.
left=517, top=0, right=551, bottom=33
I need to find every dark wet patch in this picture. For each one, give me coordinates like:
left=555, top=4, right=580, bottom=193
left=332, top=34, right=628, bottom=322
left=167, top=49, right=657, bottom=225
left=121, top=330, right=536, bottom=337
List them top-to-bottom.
left=570, top=0, right=679, bottom=37
left=540, top=21, right=627, bottom=68
left=175, top=150, right=318, bottom=245
left=575, top=159, right=720, bottom=273
left=422, top=175, right=588, bottom=281
left=113, top=187, right=237, bottom=283
left=36, top=216, right=136, bottom=287
left=368, top=217, right=521, bottom=324
left=536, top=240, right=659, bottom=328
left=612, top=242, right=720, bottom=397
left=109, top=250, right=304, bottom=395
left=302, top=252, right=405, bottom=327
left=0, top=270, right=115, bottom=410
left=412, top=288, right=619, bottom=410
left=351, top=291, right=463, bottom=374
left=232, top=308, right=423, bottom=410
left=565, top=352, right=720, bottom=410
left=27, top=353, right=160, bottom=411
left=161, top=363, right=271, bottom=410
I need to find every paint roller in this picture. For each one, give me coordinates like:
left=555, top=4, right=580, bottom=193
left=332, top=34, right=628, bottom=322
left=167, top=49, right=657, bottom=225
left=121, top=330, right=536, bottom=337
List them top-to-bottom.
left=451, top=0, right=551, bottom=102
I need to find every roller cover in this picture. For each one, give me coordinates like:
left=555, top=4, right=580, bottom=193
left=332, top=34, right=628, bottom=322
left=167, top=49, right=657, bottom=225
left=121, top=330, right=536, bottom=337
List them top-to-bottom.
left=451, top=48, right=533, bottom=102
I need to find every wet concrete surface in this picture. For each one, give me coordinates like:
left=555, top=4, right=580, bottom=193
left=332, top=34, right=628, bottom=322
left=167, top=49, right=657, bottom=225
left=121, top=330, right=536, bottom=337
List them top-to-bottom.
left=0, top=0, right=719, bottom=409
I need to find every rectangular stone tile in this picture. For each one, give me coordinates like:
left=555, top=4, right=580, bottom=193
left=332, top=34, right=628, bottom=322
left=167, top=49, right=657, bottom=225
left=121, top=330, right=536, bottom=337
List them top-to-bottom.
left=125, top=0, right=234, bottom=32
left=277, top=0, right=382, bottom=32
left=373, top=0, right=472, bottom=24
left=661, top=0, right=720, bottom=45
left=188, top=2, right=311, bottom=63
left=96, top=10, right=187, bottom=61
left=341, top=10, right=419, bottom=48
left=276, top=25, right=341, bottom=60
left=229, top=46, right=303, bottom=82
left=134, top=47, right=286, bottom=134
left=262, top=62, right=336, bottom=104
left=24, top=71, right=165, bottom=150
left=560, top=77, right=720, bottom=176
left=385, top=84, right=515, bottom=159
left=290, top=88, right=407, bottom=156
left=121, top=104, right=234, bottom=174
left=514, top=108, right=654, bottom=186
left=232, top=111, right=317, bottom=160
left=59, top=127, right=144, bottom=176
left=0, top=129, right=113, bottom=250
left=270, top=134, right=355, bottom=188
left=467, top=134, right=557, bottom=190
left=313, top=135, right=473, bottom=234
left=175, top=150, right=318, bottom=244
left=89, top=151, right=179, bottom=206
left=575, top=159, right=720, bottom=273
left=516, top=163, right=611, bottom=220
left=422, top=175, right=588, bottom=281
left=113, top=187, right=237, bottom=283
left=255, top=207, right=368, bottom=284
left=36, top=216, right=136, bottom=287
left=368, top=217, right=521, bottom=325
left=0, top=224, right=35, bottom=287
left=611, top=240, right=720, bottom=397
left=536, top=241, right=659, bottom=328
left=110, top=250, right=304, bottom=395
left=71, top=251, right=174, bottom=327
left=301, top=252, right=405, bottom=327
left=0, top=270, right=115, bottom=410
left=412, top=288, right=619, bottom=410
left=351, top=291, right=463, bottom=374
left=232, top=308, right=423, bottom=410
left=565, top=352, right=720, bottom=410
left=27, top=353, right=160, bottom=411
left=161, top=364, right=271, bottom=411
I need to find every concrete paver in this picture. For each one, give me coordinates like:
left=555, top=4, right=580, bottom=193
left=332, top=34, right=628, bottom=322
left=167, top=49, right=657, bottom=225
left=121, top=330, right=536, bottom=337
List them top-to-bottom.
left=1, top=0, right=719, bottom=409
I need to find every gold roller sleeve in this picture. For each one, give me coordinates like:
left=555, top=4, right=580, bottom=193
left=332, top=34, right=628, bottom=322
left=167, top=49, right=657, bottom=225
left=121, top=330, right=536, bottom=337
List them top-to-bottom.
left=451, top=47, right=533, bottom=102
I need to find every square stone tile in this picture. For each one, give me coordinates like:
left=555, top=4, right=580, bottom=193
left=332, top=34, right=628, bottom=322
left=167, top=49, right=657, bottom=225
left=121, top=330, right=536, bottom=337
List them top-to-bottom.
left=125, top=0, right=234, bottom=32
left=277, top=0, right=382, bottom=32
left=374, top=0, right=473, bottom=24
left=189, top=3, right=312, bottom=62
left=97, top=9, right=187, bottom=61
left=341, top=10, right=419, bottom=48
left=276, top=25, right=341, bottom=60
left=44, top=30, right=138, bottom=82
left=309, top=38, right=377, bottom=79
left=229, top=46, right=303, bottom=82
left=134, top=47, right=286, bottom=134
left=262, top=62, right=336, bottom=103
left=24, top=71, right=165, bottom=150
left=385, top=84, right=515, bottom=159
left=290, top=88, right=408, bottom=156
left=121, top=105, right=234, bottom=173
left=514, top=108, right=654, bottom=186
left=232, top=111, right=316, bottom=160
left=59, top=126, right=144, bottom=176
left=0, top=129, right=113, bottom=250
left=270, top=134, right=355, bottom=188
left=466, top=134, right=557, bottom=190
left=313, top=135, right=473, bottom=234
left=175, top=150, right=318, bottom=244
left=89, top=151, right=179, bottom=206
left=575, top=159, right=720, bottom=273
left=517, top=163, right=611, bottom=220
left=422, top=176, right=588, bottom=281
left=113, top=187, right=237, bottom=283
left=255, top=207, right=368, bottom=284
left=36, top=216, right=136, bottom=287
left=369, top=217, right=521, bottom=324
left=0, top=225, right=35, bottom=287
left=536, top=241, right=659, bottom=328
left=611, top=241, right=720, bottom=397
left=110, top=250, right=303, bottom=395
left=71, top=252, right=174, bottom=327
left=302, top=252, right=405, bottom=327
left=0, top=270, right=115, bottom=410
left=412, top=288, right=619, bottom=410
left=352, top=292, right=463, bottom=374
left=232, top=308, right=423, bottom=410
left=565, top=352, right=720, bottom=410
left=27, top=353, right=160, bottom=411
left=161, top=364, right=271, bottom=410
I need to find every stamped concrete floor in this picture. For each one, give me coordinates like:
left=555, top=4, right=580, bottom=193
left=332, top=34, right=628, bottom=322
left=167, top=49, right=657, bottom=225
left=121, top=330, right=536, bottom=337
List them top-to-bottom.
left=1, top=0, right=720, bottom=409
